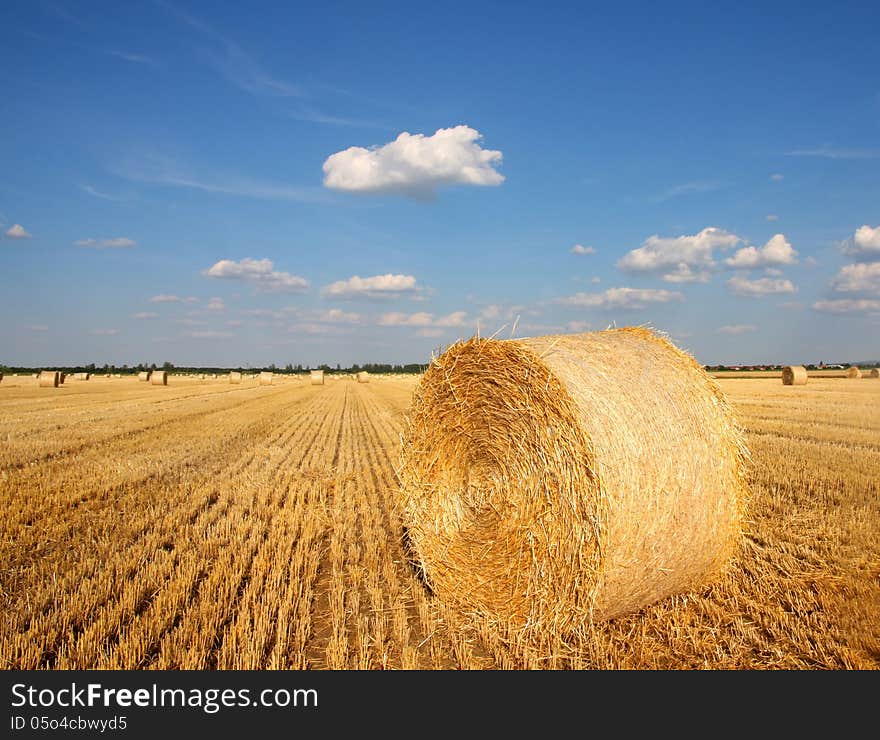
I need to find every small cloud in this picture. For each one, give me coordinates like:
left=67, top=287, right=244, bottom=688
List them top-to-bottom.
left=107, top=50, right=159, bottom=67
left=322, top=125, right=504, bottom=198
left=787, top=147, right=880, bottom=160
left=770, top=173, right=784, bottom=181
left=655, top=181, right=719, bottom=201
left=79, top=184, right=127, bottom=201
left=766, top=214, right=779, bottom=221
left=5, top=224, right=32, bottom=239
left=841, top=224, right=880, bottom=260
left=617, top=227, right=741, bottom=283
left=724, top=234, right=798, bottom=269
left=74, top=237, right=136, bottom=248
left=570, top=244, right=595, bottom=255
left=804, top=256, right=818, bottom=268
left=204, top=258, right=309, bottom=293
left=830, top=262, right=880, bottom=293
left=764, top=267, right=784, bottom=276
left=321, top=273, right=421, bottom=300
left=726, top=275, right=797, bottom=296
left=590, top=276, right=601, bottom=284
left=557, top=287, right=684, bottom=309
left=149, top=294, right=199, bottom=304
left=206, top=297, right=226, bottom=311
left=812, top=299, right=880, bottom=314
left=319, top=308, right=361, bottom=323
left=379, top=310, right=467, bottom=327
left=133, top=312, right=158, bottom=319
left=174, top=318, right=208, bottom=326
left=717, top=324, right=757, bottom=335
left=91, top=328, right=120, bottom=336
left=187, top=330, right=233, bottom=338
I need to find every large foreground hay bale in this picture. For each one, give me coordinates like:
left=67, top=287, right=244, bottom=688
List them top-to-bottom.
left=398, top=327, right=748, bottom=632
left=782, top=365, right=807, bottom=385
left=846, top=366, right=862, bottom=378
left=869, top=368, right=879, bottom=378
left=38, top=370, right=60, bottom=388
left=150, top=370, right=168, bottom=385
left=310, top=370, right=324, bottom=385
left=137, top=371, right=150, bottom=382
left=229, top=371, right=242, bottom=384
left=259, top=371, right=273, bottom=386
left=357, top=371, right=370, bottom=383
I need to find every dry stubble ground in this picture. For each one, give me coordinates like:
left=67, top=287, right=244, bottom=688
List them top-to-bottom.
left=0, top=373, right=877, bottom=669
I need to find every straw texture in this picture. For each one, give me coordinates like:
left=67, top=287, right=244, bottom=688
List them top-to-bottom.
left=398, top=327, right=748, bottom=632
left=782, top=366, right=807, bottom=385
left=846, top=366, right=862, bottom=378
left=869, top=369, right=879, bottom=378
left=150, top=370, right=168, bottom=386
left=310, top=370, right=325, bottom=386
left=38, top=371, right=60, bottom=388
left=137, top=371, right=150, bottom=382
left=259, top=371, right=273, bottom=386
left=357, top=371, right=370, bottom=383
left=229, top=372, right=242, bottom=384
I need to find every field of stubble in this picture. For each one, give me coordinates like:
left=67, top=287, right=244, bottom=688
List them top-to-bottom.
left=1, top=373, right=877, bottom=669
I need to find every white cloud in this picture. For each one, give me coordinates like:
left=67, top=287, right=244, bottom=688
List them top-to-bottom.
left=322, top=125, right=504, bottom=198
left=770, top=173, right=784, bottom=181
left=766, top=214, right=779, bottom=221
left=5, top=224, right=31, bottom=239
left=842, top=225, right=880, bottom=260
left=617, top=227, right=741, bottom=283
left=724, top=234, right=798, bottom=269
left=75, top=237, right=136, bottom=248
left=570, top=244, right=595, bottom=255
left=804, top=256, right=818, bottom=267
left=204, top=258, right=309, bottom=293
left=830, top=262, right=880, bottom=293
left=764, top=268, right=784, bottom=276
left=321, top=273, right=420, bottom=300
left=726, top=275, right=797, bottom=296
left=590, top=276, right=601, bottom=284
left=557, top=287, right=684, bottom=309
left=149, top=294, right=199, bottom=304
left=206, top=297, right=226, bottom=311
left=812, top=299, right=880, bottom=314
left=319, top=308, right=361, bottom=323
left=379, top=311, right=468, bottom=327
left=133, top=312, right=158, bottom=319
left=717, top=324, right=757, bottom=335
left=91, top=328, right=120, bottom=336
left=416, top=328, right=445, bottom=338
left=187, top=330, right=233, bottom=338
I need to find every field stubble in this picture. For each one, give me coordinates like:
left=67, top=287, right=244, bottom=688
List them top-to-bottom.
left=0, top=374, right=877, bottom=669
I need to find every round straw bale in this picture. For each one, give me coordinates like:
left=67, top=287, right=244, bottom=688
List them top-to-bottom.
left=398, top=327, right=748, bottom=632
left=781, top=365, right=807, bottom=385
left=846, top=366, right=862, bottom=378
left=869, top=368, right=879, bottom=378
left=38, top=370, right=60, bottom=388
left=150, top=370, right=168, bottom=385
left=310, top=370, right=324, bottom=385
left=137, top=371, right=150, bottom=382
left=229, top=371, right=242, bottom=384
left=259, top=371, right=273, bottom=385
left=357, top=371, right=370, bottom=383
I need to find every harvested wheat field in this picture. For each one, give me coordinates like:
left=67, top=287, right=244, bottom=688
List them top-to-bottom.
left=0, top=372, right=877, bottom=669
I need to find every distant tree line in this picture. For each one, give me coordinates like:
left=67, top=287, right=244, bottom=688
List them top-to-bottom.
left=0, top=361, right=430, bottom=375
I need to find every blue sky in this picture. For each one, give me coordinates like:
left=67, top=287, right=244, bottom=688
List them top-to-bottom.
left=2, top=0, right=878, bottom=367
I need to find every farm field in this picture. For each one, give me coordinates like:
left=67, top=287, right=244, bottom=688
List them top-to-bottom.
left=1, top=373, right=878, bottom=669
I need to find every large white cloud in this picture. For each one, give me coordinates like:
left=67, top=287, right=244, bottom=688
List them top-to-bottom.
left=322, top=125, right=504, bottom=198
left=4, top=224, right=31, bottom=239
left=842, top=225, right=880, bottom=260
left=617, top=227, right=741, bottom=283
left=724, top=234, right=798, bottom=268
left=75, top=237, right=136, bottom=248
left=204, top=257, right=309, bottom=293
left=830, top=262, right=880, bottom=293
left=321, top=274, right=420, bottom=300
left=726, top=275, right=797, bottom=296
left=557, top=287, right=684, bottom=309
left=812, top=299, right=880, bottom=314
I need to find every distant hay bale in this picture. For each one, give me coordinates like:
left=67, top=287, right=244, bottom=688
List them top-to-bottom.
left=398, top=327, right=748, bottom=632
left=782, top=366, right=807, bottom=385
left=846, top=366, right=862, bottom=378
left=869, top=368, right=879, bottom=378
left=38, top=370, right=60, bottom=388
left=150, top=370, right=168, bottom=385
left=310, top=370, right=324, bottom=385
left=137, top=371, right=150, bottom=382
left=229, top=371, right=242, bottom=384
left=259, top=371, right=273, bottom=386
left=357, top=371, right=370, bottom=383
left=72, top=372, right=90, bottom=381
left=59, top=373, right=66, bottom=384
